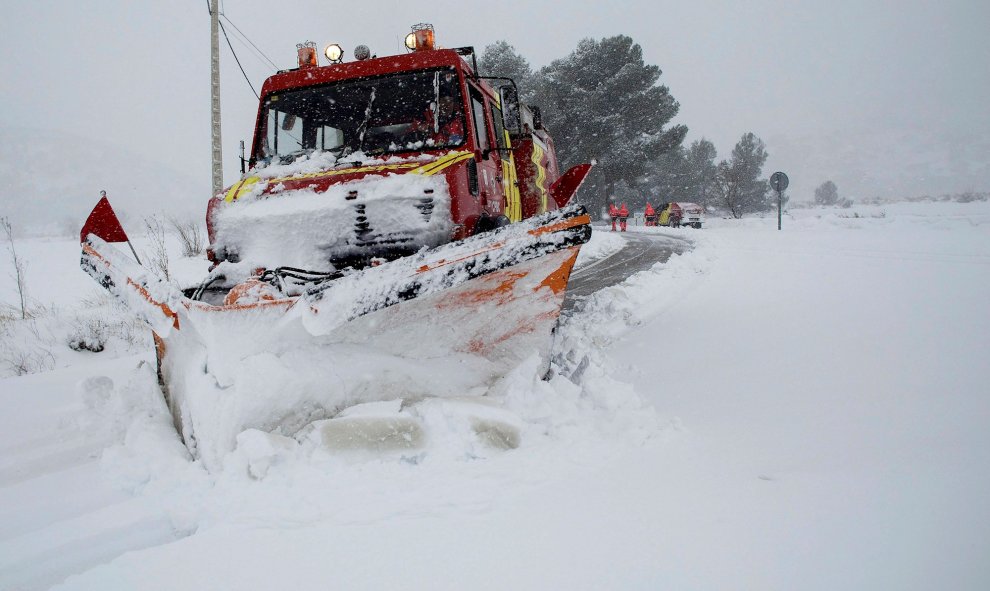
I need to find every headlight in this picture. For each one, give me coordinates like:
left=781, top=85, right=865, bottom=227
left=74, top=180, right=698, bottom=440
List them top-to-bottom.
left=324, top=44, right=344, bottom=63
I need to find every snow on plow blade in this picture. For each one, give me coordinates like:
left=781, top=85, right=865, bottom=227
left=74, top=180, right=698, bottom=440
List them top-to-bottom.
left=80, top=205, right=591, bottom=469
left=80, top=237, right=182, bottom=336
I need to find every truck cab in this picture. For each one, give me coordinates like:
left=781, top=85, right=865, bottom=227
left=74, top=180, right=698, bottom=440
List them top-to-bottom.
left=207, top=32, right=571, bottom=273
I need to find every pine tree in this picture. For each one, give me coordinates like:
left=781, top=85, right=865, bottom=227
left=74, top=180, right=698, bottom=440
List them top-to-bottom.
left=531, top=35, right=687, bottom=217
left=478, top=41, right=535, bottom=104
left=715, top=133, right=769, bottom=218
left=639, top=139, right=718, bottom=207
left=682, top=139, right=718, bottom=207
left=650, top=147, right=688, bottom=203
left=814, top=180, right=839, bottom=206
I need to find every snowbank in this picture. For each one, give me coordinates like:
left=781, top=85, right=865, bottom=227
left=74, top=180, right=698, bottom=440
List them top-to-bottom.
left=3, top=201, right=989, bottom=590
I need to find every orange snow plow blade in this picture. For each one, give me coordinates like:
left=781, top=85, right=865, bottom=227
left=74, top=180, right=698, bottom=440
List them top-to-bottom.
left=80, top=204, right=592, bottom=469
left=80, top=239, right=182, bottom=333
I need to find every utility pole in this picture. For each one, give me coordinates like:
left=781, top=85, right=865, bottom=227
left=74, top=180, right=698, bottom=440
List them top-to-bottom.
left=210, top=0, right=223, bottom=197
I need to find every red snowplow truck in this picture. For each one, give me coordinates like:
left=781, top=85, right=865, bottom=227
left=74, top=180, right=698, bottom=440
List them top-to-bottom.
left=79, top=26, right=594, bottom=468
left=209, top=34, right=590, bottom=270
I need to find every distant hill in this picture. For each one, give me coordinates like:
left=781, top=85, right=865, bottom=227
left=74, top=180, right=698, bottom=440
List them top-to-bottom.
left=767, top=126, right=990, bottom=203
left=0, top=127, right=208, bottom=236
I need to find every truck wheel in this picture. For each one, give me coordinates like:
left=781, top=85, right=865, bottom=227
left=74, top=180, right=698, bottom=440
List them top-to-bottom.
left=474, top=214, right=510, bottom=234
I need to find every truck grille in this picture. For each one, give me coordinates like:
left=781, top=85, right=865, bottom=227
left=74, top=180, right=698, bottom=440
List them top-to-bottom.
left=416, top=197, right=434, bottom=221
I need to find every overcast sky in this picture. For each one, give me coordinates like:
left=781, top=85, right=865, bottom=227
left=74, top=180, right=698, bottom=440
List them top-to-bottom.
left=2, top=0, right=988, bottom=206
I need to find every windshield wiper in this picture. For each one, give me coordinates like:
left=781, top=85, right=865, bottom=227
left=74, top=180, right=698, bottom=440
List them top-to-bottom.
left=355, top=87, right=377, bottom=153
left=333, top=158, right=365, bottom=169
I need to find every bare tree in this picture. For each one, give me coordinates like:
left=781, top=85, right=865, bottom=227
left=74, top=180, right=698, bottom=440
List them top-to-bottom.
left=712, top=161, right=739, bottom=218
left=143, top=215, right=170, bottom=281
left=167, top=215, right=205, bottom=257
left=1, top=216, right=28, bottom=319
left=3, top=348, right=56, bottom=376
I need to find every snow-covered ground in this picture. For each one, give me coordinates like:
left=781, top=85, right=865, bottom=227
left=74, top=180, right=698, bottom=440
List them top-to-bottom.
left=1, top=201, right=988, bottom=590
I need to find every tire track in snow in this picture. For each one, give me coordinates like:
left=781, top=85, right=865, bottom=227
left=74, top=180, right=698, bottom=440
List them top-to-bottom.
left=564, top=231, right=692, bottom=312
left=0, top=434, right=115, bottom=488
left=0, top=513, right=180, bottom=591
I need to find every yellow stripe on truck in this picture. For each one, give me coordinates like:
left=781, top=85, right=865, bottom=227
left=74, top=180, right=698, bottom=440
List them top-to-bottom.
left=501, top=129, right=522, bottom=222
left=531, top=140, right=548, bottom=213
left=411, top=151, right=474, bottom=176
left=224, top=152, right=474, bottom=202
left=224, top=176, right=261, bottom=202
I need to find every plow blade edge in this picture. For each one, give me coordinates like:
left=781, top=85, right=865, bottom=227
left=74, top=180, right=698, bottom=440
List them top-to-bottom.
left=80, top=205, right=591, bottom=469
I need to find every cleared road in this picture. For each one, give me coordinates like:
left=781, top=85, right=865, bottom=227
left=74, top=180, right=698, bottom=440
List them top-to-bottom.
left=563, top=229, right=692, bottom=312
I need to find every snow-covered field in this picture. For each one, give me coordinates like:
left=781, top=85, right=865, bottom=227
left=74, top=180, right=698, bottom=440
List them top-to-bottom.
left=1, top=201, right=988, bottom=590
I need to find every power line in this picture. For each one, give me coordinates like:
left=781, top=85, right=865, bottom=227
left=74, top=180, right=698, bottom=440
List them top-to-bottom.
left=205, top=0, right=259, bottom=99
left=220, top=14, right=278, bottom=71
left=221, top=16, right=278, bottom=71
left=221, top=18, right=279, bottom=73
left=219, top=19, right=259, bottom=99
left=219, top=19, right=275, bottom=73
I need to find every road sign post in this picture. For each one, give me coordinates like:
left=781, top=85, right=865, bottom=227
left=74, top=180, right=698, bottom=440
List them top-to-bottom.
left=770, top=172, right=789, bottom=230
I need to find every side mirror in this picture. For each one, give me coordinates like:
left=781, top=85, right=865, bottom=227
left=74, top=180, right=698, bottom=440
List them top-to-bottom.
left=499, top=85, right=521, bottom=135
left=530, top=106, right=543, bottom=131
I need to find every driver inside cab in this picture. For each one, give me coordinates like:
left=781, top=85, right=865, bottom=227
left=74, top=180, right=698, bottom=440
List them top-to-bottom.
left=409, top=95, right=464, bottom=146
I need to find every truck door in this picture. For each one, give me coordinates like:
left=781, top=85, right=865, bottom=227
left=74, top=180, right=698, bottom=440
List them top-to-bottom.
left=468, top=87, right=505, bottom=220
left=489, top=100, right=522, bottom=222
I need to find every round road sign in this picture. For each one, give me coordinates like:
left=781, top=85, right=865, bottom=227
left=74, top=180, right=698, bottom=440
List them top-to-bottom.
left=770, top=171, right=789, bottom=192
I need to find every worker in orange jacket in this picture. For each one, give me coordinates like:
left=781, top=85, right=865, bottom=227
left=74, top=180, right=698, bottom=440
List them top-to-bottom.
left=608, top=202, right=619, bottom=231
left=644, top=202, right=656, bottom=226
left=618, top=203, right=629, bottom=231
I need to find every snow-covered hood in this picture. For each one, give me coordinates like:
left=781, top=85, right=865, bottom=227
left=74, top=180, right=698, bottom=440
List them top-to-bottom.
left=210, top=151, right=471, bottom=271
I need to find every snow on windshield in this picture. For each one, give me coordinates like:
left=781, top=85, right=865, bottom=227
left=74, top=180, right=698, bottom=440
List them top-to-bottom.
left=257, top=67, right=466, bottom=164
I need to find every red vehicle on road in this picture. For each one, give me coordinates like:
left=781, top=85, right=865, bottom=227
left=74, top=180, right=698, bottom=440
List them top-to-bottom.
left=209, top=28, right=590, bottom=270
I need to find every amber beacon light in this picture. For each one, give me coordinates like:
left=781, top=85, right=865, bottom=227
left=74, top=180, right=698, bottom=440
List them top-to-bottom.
left=405, top=23, right=435, bottom=51
left=297, top=41, right=318, bottom=67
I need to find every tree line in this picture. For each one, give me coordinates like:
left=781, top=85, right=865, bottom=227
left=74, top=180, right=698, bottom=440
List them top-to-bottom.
left=479, top=37, right=772, bottom=218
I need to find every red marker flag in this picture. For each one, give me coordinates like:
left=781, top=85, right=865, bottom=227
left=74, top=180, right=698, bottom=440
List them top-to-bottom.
left=549, top=163, right=593, bottom=209
left=80, top=193, right=142, bottom=264
left=80, top=195, right=129, bottom=244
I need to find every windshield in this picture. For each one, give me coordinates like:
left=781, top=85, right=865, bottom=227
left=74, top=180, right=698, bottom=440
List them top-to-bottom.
left=257, top=68, right=466, bottom=164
